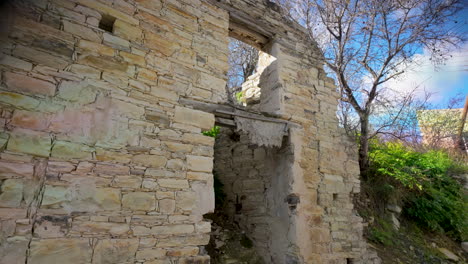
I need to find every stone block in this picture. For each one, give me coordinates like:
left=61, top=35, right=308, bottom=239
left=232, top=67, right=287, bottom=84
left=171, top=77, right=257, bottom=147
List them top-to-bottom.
left=63, top=20, right=101, bottom=42
left=114, top=20, right=142, bottom=42
left=145, top=32, right=180, bottom=57
left=103, top=33, right=130, bottom=50
left=77, top=40, right=114, bottom=56
left=13, top=45, right=70, bottom=70
left=121, top=51, right=146, bottom=66
left=0, top=54, right=33, bottom=71
left=78, top=54, right=129, bottom=74
left=69, top=64, right=101, bottom=79
left=5, top=72, right=56, bottom=96
left=57, top=80, right=99, bottom=104
left=0, top=91, right=40, bottom=111
left=173, top=106, right=214, bottom=131
left=10, top=110, right=50, bottom=130
left=7, top=132, right=51, bottom=157
left=51, top=141, right=94, bottom=160
left=164, top=142, right=193, bottom=153
left=95, top=148, right=132, bottom=163
left=132, top=154, right=167, bottom=168
left=186, top=155, right=213, bottom=173
left=166, top=159, right=185, bottom=170
left=0, top=160, right=34, bottom=178
left=95, top=163, right=130, bottom=175
left=114, top=176, right=142, bottom=188
left=0, top=179, right=23, bottom=208
left=158, top=179, right=189, bottom=189
left=41, top=185, right=68, bottom=208
left=176, top=191, right=196, bottom=211
left=122, top=192, right=156, bottom=211
left=159, top=199, right=175, bottom=214
left=72, top=221, right=129, bottom=235
left=151, top=224, right=194, bottom=235
left=0, top=236, right=29, bottom=264
left=28, top=239, right=92, bottom=264
left=92, top=239, right=139, bottom=264
left=166, top=247, right=199, bottom=257
left=136, top=248, right=167, bottom=260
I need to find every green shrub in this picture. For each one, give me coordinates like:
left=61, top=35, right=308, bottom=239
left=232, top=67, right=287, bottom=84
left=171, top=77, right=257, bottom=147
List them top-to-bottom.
left=235, top=91, right=245, bottom=104
left=202, top=126, right=221, bottom=138
left=369, top=142, right=468, bottom=241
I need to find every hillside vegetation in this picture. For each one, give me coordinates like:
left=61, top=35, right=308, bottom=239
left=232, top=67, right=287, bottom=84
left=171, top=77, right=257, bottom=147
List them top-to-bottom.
left=358, top=142, right=468, bottom=263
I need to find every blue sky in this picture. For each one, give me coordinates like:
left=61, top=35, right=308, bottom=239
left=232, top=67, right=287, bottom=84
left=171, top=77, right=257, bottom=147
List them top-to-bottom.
left=384, top=9, right=467, bottom=109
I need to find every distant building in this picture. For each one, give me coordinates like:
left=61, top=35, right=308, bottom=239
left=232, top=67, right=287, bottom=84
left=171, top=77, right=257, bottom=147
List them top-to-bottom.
left=417, top=108, right=467, bottom=150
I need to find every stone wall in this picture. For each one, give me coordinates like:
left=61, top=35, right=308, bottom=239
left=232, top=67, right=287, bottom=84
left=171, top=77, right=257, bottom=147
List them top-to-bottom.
left=0, top=0, right=380, bottom=263
left=0, top=0, right=228, bottom=263
left=213, top=128, right=293, bottom=262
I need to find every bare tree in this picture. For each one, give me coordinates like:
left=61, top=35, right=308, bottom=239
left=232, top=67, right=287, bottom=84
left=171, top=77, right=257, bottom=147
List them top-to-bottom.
left=281, top=0, right=464, bottom=175
left=227, top=38, right=259, bottom=89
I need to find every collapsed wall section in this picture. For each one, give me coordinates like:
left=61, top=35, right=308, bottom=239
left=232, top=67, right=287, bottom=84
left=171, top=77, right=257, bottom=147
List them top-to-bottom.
left=0, top=0, right=229, bottom=263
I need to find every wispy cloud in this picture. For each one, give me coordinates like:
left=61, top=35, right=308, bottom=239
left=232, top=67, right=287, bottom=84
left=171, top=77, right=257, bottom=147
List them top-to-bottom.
left=383, top=43, right=468, bottom=108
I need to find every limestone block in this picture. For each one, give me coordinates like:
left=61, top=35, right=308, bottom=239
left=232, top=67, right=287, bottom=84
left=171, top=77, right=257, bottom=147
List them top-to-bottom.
left=63, top=20, right=101, bottom=42
left=114, top=20, right=142, bottom=42
left=145, top=32, right=180, bottom=57
left=77, top=40, right=114, bottom=56
left=13, top=45, right=70, bottom=70
left=121, top=51, right=146, bottom=66
left=0, top=54, right=33, bottom=71
left=78, top=54, right=129, bottom=74
left=69, top=64, right=101, bottom=79
left=197, top=71, right=226, bottom=92
left=4, top=72, right=56, bottom=96
left=57, top=80, right=99, bottom=104
left=149, top=85, right=179, bottom=102
left=0, top=91, right=40, bottom=111
left=174, top=106, right=214, bottom=131
left=10, top=110, right=50, bottom=131
left=7, top=132, right=51, bottom=158
left=181, top=133, right=214, bottom=146
left=51, top=141, right=94, bottom=160
left=164, top=142, right=193, bottom=153
left=95, top=148, right=132, bottom=163
left=132, top=154, right=167, bottom=168
left=186, top=155, right=213, bottom=173
left=166, top=159, right=185, bottom=170
left=0, top=160, right=34, bottom=178
left=95, top=163, right=130, bottom=175
left=114, top=176, right=142, bottom=188
left=0, top=179, right=23, bottom=208
left=158, top=179, right=189, bottom=189
left=192, top=181, right=214, bottom=215
left=40, top=185, right=68, bottom=208
left=41, top=185, right=121, bottom=211
left=176, top=191, right=196, bottom=211
left=122, top=192, right=156, bottom=211
left=159, top=199, right=176, bottom=214
left=34, top=216, right=68, bottom=238
left=72, top=221, right=130, bottom=235
left=151, top=224, right=194, bottom=235
left=0, top=236, right=29, bottom=264
left=28, top=239, right=92, bottom=264
left=93, top=239, right=139, bottom=264
left=167, top=247, right=199, bottom=257
left=136, top=248, right=167, bottom=260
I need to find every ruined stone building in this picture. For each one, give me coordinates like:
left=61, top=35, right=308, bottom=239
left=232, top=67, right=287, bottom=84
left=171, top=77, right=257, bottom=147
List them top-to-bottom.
left=0, top=0, right=380, bottom=263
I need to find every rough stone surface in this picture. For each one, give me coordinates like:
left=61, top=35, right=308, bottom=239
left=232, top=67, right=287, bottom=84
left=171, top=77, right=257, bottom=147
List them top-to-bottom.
left=0, top=0, right=378, bottom=263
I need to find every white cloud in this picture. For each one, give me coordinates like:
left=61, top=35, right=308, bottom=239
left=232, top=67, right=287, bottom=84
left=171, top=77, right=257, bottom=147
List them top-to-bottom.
left=383, top=43, right=468, bottom=107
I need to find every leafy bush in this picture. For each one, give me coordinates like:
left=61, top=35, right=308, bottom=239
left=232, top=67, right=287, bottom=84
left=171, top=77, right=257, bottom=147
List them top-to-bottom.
left=235, top=91, right=245, bottom=104
left=202, top=126, right=221, bottom=138
left=369, top=142, right=468, bottom=241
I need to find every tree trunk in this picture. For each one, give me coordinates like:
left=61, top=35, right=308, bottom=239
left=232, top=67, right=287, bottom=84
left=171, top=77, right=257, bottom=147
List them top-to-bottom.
left=359, top=115, right=370, bottom=179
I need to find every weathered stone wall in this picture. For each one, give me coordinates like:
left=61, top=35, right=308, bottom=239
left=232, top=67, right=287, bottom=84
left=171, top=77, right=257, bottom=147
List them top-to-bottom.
left=0, top=0, right=380, bottom=263
left=0, top=0, right=229, bottom=263
left=213, top=128, right=293, bottom=262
